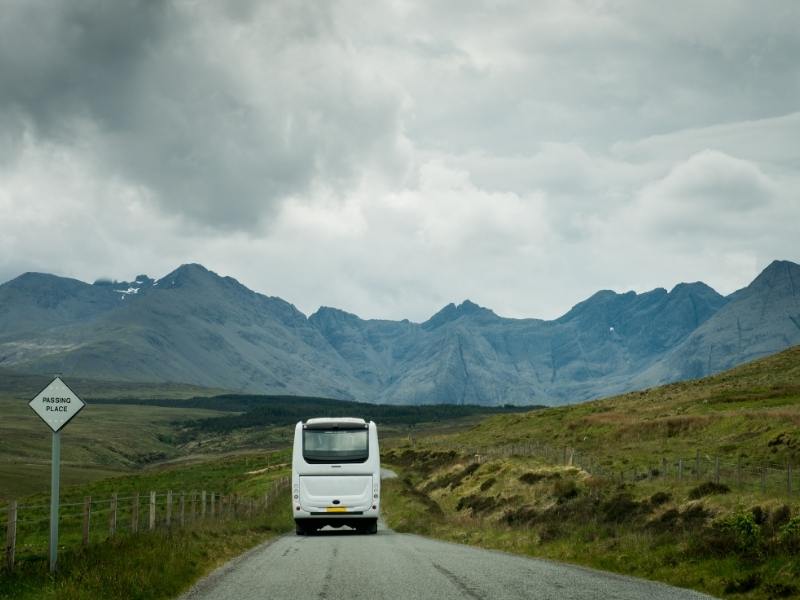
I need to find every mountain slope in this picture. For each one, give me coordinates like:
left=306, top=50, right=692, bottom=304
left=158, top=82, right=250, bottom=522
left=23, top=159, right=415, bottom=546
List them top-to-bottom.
left=635, top=260, right=800, bottom=386
left=0, top=264, right=364, bottom=398
left=310, top=282, right=731, bottom=405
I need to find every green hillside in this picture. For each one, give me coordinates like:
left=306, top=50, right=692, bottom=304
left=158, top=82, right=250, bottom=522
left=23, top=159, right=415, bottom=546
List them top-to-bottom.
left=438, top=344, right=800, bottom=470
left=382, top=346, right=800, bottom=600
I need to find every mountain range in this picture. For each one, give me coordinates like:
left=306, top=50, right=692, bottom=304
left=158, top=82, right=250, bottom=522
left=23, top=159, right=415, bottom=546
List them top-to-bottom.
left=1, top=260, right=799, bottom=406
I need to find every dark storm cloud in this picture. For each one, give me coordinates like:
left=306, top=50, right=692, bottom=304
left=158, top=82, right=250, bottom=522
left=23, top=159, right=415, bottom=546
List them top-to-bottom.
left=1, top=0, right=798, bottom=322
left=0, top=1, right=408, bottom=229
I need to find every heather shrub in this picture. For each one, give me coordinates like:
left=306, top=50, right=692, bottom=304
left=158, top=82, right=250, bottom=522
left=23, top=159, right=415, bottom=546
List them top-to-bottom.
left=688, top=481, right=730, bottom=500
left=778, top=515, right=800, bottom=552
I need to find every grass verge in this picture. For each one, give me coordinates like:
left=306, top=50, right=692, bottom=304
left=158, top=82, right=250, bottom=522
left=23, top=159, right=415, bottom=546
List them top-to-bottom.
left=381, top=451, right=800, bottom=599
left=0, top=488, right=293, bottom=600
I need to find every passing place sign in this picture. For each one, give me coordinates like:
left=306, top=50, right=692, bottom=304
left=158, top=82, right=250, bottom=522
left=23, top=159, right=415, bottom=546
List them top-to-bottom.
left=29, top=376, right=85, bottom=432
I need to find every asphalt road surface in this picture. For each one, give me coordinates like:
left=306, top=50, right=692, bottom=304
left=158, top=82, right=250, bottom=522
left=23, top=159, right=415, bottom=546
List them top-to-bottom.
left=180, top=522, right=714, bottom=600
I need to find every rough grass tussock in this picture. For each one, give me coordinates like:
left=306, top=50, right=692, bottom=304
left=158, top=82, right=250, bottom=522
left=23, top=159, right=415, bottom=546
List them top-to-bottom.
left=688, top=481, right=731, bottom=499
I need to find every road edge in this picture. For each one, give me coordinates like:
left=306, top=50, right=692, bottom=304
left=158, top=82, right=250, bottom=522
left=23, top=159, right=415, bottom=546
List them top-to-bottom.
left=389, top=530, right=717, bottom=598
left=175, top=533, right=287, bottom=600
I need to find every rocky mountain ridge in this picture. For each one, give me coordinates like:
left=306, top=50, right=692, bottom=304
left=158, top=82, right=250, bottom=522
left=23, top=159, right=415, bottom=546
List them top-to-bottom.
left=1, top=260, right=798, bottom=405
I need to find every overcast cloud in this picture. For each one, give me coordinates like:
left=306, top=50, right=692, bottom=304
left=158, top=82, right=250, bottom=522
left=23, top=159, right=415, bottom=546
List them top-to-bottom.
left=1, top=0, right=798, bottom=321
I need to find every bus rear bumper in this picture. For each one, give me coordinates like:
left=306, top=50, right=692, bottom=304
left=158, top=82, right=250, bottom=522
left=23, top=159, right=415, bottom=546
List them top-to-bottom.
left=293, top=504, right=379, bottom=520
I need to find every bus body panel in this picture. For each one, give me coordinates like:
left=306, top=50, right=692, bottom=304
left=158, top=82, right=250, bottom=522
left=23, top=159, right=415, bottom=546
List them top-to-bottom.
left=291, top=418, right=380, bottom=532
left=298, top=475, right=373, bottom=512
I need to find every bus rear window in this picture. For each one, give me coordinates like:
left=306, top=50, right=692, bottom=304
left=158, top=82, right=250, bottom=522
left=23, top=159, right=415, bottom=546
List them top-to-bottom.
left=303, top=429, right=368, bottom=464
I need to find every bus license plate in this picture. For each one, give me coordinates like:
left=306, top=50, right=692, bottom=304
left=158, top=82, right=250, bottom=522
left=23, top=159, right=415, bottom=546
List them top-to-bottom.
left=326, top=506, right=347, bottom=512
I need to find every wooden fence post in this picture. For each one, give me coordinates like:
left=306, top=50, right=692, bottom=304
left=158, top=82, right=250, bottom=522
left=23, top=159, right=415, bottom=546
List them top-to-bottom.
left=695, top=450, right=701, bottom=478
left=714, top=457, right=720, bottom=484
left=661, top=458, right=667, bottom=478
left=678, top=458, right=683, bottom=481
left=736, top=460, right=742, bottom=488
left=788, top=463, right=793, bottom=496
left=761, top=465, right=766, bottom=493
left=149, top=491, right=156, bottom=531
left=166, top=491, right=172, bottom=527
left=201, top=491, right=206, bottom=518
left=190, top=492, right=196, bottom=521
left=109, top=493, right=117, bottom=537
left=132, top=493, right=139, bottom=533
left=179, top=493, right=185, bottom=527
left=210, top=493, right=215, bottom=518
left=82, top=496, right=91, bottom=546
left=5, top=500, right=16, bottom=571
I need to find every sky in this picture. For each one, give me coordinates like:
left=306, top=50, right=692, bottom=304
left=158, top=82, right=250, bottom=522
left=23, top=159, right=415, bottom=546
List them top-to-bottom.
left=1, top=0, right=798, bottom=322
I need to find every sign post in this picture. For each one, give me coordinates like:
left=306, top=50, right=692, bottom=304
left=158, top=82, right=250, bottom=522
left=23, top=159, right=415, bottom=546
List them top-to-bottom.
left=28, top=376, right=85, bottom=573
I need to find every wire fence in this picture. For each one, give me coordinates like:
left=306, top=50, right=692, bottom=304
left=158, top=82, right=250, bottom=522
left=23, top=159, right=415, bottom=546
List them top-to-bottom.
left=431, top=440, right=798, bottom=497
left=3, top=476, right=290, bottom=573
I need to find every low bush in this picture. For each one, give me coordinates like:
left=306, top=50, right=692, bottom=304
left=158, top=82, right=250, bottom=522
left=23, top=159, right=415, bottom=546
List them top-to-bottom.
left=423, top=463, right=480, bottom=492
left=519, top=471, right=560, bottom=485
left=479, top=477, right=496, bottom=491
left=552, top=479, right=579, bottom=503
left=688, top=481, right=730, bottom=500
left=649, top=491, right=671, bottom=506
left=456, top=493, right=498, bottom=515
left=602, top=493, right=645, bottom=523
left=681, top=503, right=711, bottom=527
left=770, top=504, right=792, bottom=530
left=501, top=505, right=538, bottom=527
left=751, top=505, right=768, bottom=525
left=647, top=508, right=680, bottom=533
left=698, top=512, right=762, bottom=559
left=778, top=515, right=800, bottom=552
left=724, top=573, right=762, bottom=594
left=763, top=582, right=798, bottom=598
left=764, top=582, right=798, bottom=598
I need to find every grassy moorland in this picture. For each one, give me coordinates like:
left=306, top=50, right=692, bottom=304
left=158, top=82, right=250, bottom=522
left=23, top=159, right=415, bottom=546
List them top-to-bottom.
left=428, top=345, right=800, bottom=471
left=382, top=346, right=800, bottom=599
left=0, top=368, right=524, bottom=499
left=0, top=372, right=232, bottom=498
left=0, top=450, right=293, bottom=600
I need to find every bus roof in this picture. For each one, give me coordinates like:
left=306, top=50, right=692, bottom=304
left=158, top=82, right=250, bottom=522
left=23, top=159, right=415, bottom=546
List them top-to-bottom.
left=304, top=417, right=367, bottom=429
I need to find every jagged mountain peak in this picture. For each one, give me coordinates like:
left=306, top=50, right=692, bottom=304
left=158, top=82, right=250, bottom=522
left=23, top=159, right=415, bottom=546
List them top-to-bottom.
left=747, top=259, right=800, bottom=290
left=159, top=263, right=215, bottom=285
left=154, top=264, right=255, bottom=299
left=669, top=281, right=720, bottom=296
left=422, top=299, right=497, bottom=330
left=457, top=299, right=492, bottom=314
left=309, top=306, right=362, bottom=324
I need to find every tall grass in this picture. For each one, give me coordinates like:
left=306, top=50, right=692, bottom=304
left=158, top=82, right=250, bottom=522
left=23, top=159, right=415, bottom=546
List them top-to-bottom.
left=381, top=451, right=800, bottom=599
left=0, top=488, right=293, bottom=600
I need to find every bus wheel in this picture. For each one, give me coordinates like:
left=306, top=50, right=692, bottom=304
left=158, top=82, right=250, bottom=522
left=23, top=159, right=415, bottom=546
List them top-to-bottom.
left=362, top=519, right=378, bottom=534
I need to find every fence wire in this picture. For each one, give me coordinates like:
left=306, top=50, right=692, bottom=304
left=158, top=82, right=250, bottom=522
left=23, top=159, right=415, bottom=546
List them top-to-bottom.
left=3, top=476, right=290, bottom=572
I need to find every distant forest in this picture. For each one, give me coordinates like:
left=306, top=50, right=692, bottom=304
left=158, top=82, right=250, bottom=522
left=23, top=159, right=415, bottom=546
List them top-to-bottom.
left=92, top=394, right=536, bottom=433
